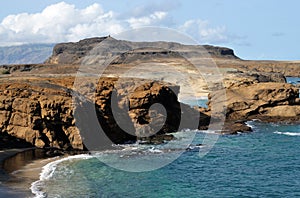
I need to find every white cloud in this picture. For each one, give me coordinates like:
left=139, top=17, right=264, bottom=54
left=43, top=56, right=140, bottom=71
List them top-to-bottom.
left=122, top=1, right=179, bottom=18
left=0, top=2, right=244, bottom=46
left=0, top=2, right=123, bottom=45
left=127, top=11, right=168, bottom=28
left=179, top=19, right=228, bottom=44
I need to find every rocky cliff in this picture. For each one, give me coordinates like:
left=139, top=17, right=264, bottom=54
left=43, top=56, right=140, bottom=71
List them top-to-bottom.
left=0, top=77, right=207, bottom=150
left=0, top=80, right=82, bottom=150
left=208, top=82, right=300, bottom=122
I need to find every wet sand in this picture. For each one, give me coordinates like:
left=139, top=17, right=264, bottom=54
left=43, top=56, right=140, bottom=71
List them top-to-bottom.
left=0, top=149, right=61, bottom=197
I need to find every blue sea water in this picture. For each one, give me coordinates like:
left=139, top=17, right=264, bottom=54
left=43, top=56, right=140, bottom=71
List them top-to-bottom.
left=287, top=76, right=300, bottom=85
left=30, top=78, right=300, bottom=198
left=180, top=98, right=208, bottom=108
left=31, top=122, right=300, bottom=198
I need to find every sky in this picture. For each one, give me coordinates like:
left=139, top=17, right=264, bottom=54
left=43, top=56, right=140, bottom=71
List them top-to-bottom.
left=0, top=0, right=299, bottom=60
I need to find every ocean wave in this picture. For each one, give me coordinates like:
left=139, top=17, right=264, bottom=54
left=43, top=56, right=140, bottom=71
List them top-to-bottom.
left=273, top=131, right=300, bottom=136
left=30, top=154, right=93, bottom=198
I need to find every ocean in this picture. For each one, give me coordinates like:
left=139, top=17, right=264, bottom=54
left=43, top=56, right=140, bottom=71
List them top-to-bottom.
left=29, top=77, right=300, bottom=198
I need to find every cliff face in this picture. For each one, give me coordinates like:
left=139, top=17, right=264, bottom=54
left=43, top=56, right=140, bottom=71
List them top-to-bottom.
left=202, top=45, right=237, bottom=59
left=0, top=77, right=204, bottom=150
left=0, top=81, right=82, bottom=150
left=209, top=82, right=300, bottom=121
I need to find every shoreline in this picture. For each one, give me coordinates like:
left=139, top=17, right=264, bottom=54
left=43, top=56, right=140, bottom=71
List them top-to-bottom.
left=0, top=119, right=299, bottom=197
left=0, top=148, right=90, bottom=197
left=0, top=148, right=37, bottom=197
left=0, top=149, right=65, bottom=197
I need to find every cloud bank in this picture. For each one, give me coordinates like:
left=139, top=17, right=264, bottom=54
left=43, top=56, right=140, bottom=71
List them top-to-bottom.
left=0, top=2, right=239, bottom=46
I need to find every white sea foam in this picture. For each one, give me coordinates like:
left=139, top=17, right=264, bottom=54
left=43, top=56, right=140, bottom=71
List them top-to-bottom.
left=179, top=96, right=208, bottom=101
left=245, top=119, right=260, bottom=129
left=179, top=128, right=218, bottom=134
left=273, top=131, right=300, bottom=136
left=148, top=147, right=163, bottom=153
left=30, top=154, right=93, bottom=198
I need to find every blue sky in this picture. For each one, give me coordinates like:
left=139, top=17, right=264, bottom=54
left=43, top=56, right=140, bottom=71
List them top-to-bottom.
left=0, top=0, right=299, bottom=60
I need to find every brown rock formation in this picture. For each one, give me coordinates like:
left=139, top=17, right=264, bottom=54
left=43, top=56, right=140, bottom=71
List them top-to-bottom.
left=0, top=77, right=206, bottom=150
left=0, top=82, right=82, bottom=150
left=209, top=82, right=300, bottom=122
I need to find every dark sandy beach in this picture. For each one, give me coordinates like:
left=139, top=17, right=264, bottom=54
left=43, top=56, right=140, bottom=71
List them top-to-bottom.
left=0, top=147, right=88, bottom=197
left=0, top=149, right=60, bottom=197
left=0, top=149, right=35, bottom=197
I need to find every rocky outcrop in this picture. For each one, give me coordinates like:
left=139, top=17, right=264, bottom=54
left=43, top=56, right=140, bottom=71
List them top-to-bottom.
left=203, top=45, right=238, bottom=59
left=216, top=59, right=300, bottom=77
left=223, top=71, right=286, bottom=89
left=252, top=72, right=286, bottom=83
left=0, top=77, right=206, bottom=150
left=204, top=81, right=300, bottom=134
left=0, top=82, right=82, bottom=150
left=208, top=82, right=300, bottom=121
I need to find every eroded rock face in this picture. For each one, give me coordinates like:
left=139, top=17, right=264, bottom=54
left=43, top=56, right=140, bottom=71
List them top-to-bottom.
left=0, top=78, right=204, bottom=150
left=208, top=82, right=300, bottom=121
left=0, top=83, right=82, bottom=150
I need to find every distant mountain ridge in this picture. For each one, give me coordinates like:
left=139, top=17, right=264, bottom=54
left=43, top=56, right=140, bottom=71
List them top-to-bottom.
left=0, top=38, right=238, bottom=65
left=0, top=43, right=54, bottom=65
